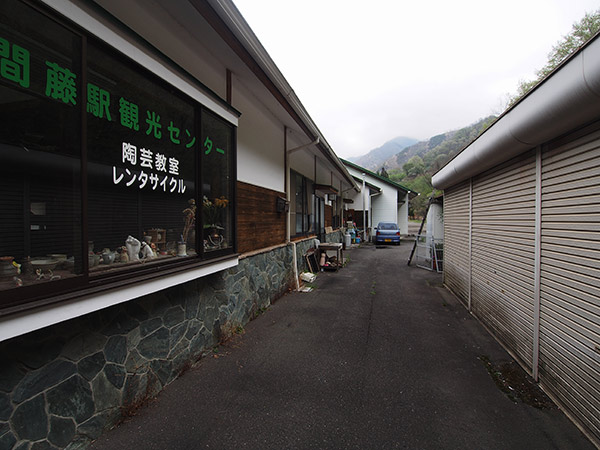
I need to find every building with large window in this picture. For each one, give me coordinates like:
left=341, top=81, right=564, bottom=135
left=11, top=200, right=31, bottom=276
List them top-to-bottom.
left=0, top=1, right=357, bottom=448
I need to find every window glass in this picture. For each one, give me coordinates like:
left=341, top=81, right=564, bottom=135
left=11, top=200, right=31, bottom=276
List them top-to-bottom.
left=0, top=1, right=82, bottom=292
left=0, top=1, right=235, bottom=307
left=86, top=40, right=197, bottom=272
left=201, top=110, right=233, bottom=252
left=294, top=172, right=303, bottom=235
left=306, top=179, right=314, bottom=233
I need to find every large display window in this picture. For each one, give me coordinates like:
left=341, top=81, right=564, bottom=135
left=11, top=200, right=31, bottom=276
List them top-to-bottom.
left=0, top=1, right=236, bottom=310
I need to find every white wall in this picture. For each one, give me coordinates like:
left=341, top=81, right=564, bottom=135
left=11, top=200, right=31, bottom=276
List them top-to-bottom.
left=234, top=79, right=284, bottom=192
left=289, top=148, right=315, bottom=180
left=370, top=178, right=398, bottom=230
left=398, top=192, right=409, bottom=235
left=426, top=202, right=444, bottom=240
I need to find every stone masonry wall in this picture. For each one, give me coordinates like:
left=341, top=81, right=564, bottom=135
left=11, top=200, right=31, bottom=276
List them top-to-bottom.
left=324, top=230, right=343, bottom=244
left=0, top=245, right=294, bottom=450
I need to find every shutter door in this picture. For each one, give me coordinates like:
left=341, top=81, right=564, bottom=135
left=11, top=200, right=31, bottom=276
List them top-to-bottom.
left=540, top=128, right=600, bottom=444
left=471, top=150, right=537, bottom=371
left=443, top=180, right=471, bottom=306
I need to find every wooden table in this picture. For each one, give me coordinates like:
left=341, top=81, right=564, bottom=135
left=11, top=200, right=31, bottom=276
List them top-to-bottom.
left=317, top=242, right=343, bottom=271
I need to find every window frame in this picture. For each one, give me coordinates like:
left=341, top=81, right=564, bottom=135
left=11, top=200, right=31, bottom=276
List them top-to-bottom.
left=0, top=0, right=237, bottom=315
left=291, top=170, right=315, bottom=237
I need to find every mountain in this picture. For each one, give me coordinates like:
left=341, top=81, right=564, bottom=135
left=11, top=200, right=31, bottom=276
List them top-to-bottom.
left=377, top=116, right=497, bottom=218
left=383, top=116, right=497, bottom=173
left=348, top=136, right=418, bottom=171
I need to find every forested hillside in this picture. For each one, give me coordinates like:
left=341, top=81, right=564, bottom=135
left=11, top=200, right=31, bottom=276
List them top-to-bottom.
left=384, top=116, right=497, bottom=217
left=348, top=136, right=418, bottom=171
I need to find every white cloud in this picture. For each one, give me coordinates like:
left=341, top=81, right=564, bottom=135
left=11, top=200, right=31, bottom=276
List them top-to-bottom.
left=233, top=0, right=600, bottom=158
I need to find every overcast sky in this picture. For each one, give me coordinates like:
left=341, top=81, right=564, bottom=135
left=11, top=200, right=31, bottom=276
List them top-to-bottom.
left=232, top=0, right=600, bottom=159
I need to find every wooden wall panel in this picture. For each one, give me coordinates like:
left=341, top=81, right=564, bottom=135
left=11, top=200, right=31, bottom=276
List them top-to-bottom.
left=236, top=181, right=286, bottom=253
left=325, top=205, right=333, bottom=228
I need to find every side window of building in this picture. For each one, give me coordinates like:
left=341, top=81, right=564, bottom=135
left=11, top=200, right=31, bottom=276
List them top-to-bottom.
left=0, top=0, right=235, bottom=310
left=0, top=1, right=83, bottom=295
left=86, top=39, right=198, bottom=272
left=201, top=109, right=234, bottom=253
left=291, top=171, right=314, bottom=236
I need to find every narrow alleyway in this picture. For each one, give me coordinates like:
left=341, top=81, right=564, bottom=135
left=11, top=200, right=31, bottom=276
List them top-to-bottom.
left=90, top=242, right=594, bottom=450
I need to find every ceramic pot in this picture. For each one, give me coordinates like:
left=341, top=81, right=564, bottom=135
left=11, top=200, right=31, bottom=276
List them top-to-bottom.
left=102, top=251, right=115, bottom=265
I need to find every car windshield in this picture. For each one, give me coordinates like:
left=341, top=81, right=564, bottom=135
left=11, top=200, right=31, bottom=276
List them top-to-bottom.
left=378, top=223, right=398, bottom=230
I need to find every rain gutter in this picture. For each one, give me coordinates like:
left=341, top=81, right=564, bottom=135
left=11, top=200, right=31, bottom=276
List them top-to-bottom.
left=432, top=34, right=600, bottom=190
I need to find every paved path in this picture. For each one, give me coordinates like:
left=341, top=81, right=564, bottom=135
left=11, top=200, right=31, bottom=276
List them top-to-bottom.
left=90, top=243, right=594, bottom=450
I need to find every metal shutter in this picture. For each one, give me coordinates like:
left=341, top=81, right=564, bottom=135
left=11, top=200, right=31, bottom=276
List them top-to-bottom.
left=540, top=128, right=600, bottom=444
left=471, top=150, right=537, bottom=371
left=443, top=180, right=471, bottom=306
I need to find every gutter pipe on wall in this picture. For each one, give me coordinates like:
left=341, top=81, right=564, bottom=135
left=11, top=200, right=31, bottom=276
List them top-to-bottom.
left=432, top=34, right=600, bottom=190
left=362, top=174, right=367, bottom=242
left=369, top=190, right=382, bottom=240
left=291, top=241, right=300, bottom=292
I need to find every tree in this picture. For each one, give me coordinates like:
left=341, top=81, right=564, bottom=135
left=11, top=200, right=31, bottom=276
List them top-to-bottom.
left=509, top=9, right=600, bottom=106
left=403, top=155, right=425, bottom=178
left=378, top=166, right=389, bottom=179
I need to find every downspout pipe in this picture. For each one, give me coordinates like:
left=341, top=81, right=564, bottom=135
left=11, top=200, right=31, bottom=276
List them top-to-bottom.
left=362, top=174, right=366, bottom=242
left=369, top=190, right=382, bottom=238
left=291, top=241, right=300, bottom=292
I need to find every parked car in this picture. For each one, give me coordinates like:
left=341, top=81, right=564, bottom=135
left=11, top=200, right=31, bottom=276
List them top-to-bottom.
left=375, top=222, right=401, bottom=245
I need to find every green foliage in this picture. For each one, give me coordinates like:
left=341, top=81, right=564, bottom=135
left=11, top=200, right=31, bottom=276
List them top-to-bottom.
left=509, top=9, right=600, bottom=106
left=387, top=116, right=496, bottom=218
left=428, top=134, right=446, bottom=149
left=403, top=155, right=425, bottom=178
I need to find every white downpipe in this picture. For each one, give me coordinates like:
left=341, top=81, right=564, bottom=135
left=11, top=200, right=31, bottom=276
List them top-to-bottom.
left=362, top=174, right=366, bottom=241
left=370, top=191, right=382, bottom=240
left=291, top=241, right=300, bottom=292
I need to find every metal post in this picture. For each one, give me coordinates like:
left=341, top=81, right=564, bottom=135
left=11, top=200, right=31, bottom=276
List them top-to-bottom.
left=362, top=173, right=366, bottom=242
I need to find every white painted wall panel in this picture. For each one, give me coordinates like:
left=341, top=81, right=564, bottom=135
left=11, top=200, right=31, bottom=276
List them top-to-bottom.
left=234, top=80, right=284, bottom=192
left=540, top=128, right=600, bottom=445
left=471, top=150, right=536, bottom=371
left=443, top=180, right=471, bottom=306
left=371, top=185, right=398, bottom=228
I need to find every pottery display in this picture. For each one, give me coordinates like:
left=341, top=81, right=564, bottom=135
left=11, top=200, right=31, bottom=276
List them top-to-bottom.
left=125, top=235, right=141, bottom=261
left=140, top=242, right=155, bottom=259
left=120, top=247, right=129, bottom=263
left=102, top=250, right=116, bottom=264
left=88, top=254, right=100, bottom=267
left=0, top=256, right=16, bottom=277
left=31, top=259, right=58, bottom=271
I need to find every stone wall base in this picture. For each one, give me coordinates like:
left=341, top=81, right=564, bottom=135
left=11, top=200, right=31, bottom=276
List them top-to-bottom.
left=0, top=240, right=324, bottom=449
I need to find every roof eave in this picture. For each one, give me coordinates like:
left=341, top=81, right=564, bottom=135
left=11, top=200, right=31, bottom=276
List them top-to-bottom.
left=204, top=0, right=359, bottom=192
